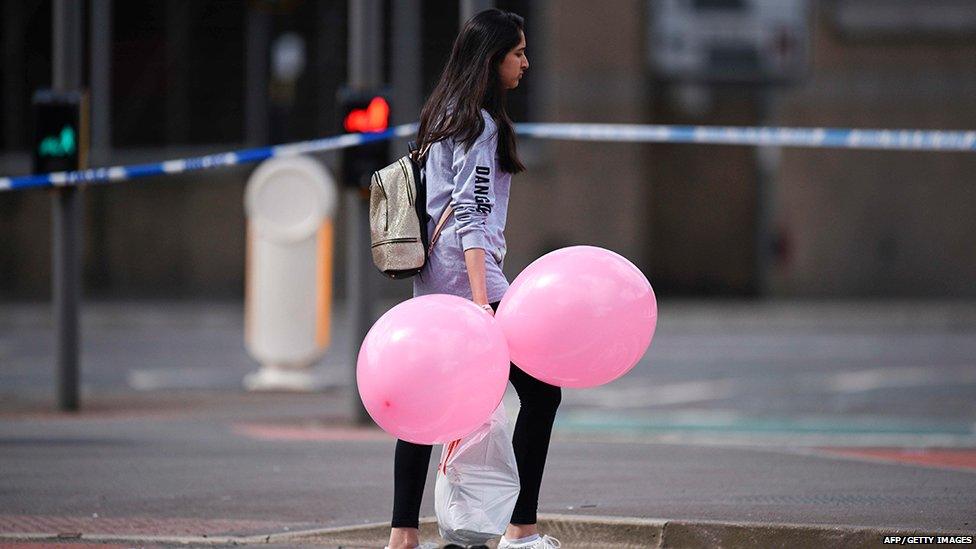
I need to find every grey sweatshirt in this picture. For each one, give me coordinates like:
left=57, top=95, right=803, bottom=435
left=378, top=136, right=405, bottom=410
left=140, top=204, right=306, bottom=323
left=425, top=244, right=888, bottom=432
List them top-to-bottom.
left=413, top=109, right=512, bottom=303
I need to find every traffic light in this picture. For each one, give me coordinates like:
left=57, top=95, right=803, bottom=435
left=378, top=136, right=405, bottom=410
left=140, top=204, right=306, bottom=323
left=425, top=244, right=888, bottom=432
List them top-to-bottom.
left=338, top=87, right=391, bottom=189
left=33, top=90, right=88, bottom=175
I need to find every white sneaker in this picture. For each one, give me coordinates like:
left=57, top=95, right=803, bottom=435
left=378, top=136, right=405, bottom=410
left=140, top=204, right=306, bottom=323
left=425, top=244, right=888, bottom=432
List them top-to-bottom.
left=497, top=534, right=561, bottom=548
left=382, top=543, right=438, bottom=549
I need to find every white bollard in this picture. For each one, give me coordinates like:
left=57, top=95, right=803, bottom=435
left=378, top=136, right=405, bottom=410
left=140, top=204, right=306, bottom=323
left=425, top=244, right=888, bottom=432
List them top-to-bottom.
left=243, top=155, right=338, bottom=391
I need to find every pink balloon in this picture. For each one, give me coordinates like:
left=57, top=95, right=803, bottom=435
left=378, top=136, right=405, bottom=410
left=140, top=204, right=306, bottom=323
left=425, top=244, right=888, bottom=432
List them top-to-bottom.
left=496, top=246, right=657, bottom=388
left=357, top=294, right=510, bottom=444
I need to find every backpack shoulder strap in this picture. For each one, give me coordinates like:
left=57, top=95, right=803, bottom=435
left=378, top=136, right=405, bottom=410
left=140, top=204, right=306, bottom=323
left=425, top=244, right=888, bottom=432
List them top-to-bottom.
left=409, top=141, right=432, bottom=163
left=428, top=205, right=453, bottom=254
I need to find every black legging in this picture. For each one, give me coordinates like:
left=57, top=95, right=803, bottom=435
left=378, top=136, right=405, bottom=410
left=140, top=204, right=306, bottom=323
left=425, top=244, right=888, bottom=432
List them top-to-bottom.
left=391, top=301, right=562, bottom=529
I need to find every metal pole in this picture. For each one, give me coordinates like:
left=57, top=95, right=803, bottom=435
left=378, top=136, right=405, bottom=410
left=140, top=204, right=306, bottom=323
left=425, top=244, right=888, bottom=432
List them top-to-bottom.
left=52, top=0, right=84, bottom=412
left=347, top=0, right=382, bottom=424
left=349, top=0, right=383, bottom=88
left=392, top=0, right=421, bottom=127
left=392, top=0, right=421, bottom=163
left=460, top=0, right=493, bottom=26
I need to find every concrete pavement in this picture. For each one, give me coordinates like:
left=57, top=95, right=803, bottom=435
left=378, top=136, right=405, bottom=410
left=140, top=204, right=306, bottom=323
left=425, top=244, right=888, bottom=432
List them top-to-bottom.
left=1, top=299, right=975, bottom=547
left=0, top=389, right=973, bottom=548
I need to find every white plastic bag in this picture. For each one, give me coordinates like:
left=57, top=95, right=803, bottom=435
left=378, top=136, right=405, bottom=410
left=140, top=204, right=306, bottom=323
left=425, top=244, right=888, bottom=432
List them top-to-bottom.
left=434, top=403, right=520, bottom=546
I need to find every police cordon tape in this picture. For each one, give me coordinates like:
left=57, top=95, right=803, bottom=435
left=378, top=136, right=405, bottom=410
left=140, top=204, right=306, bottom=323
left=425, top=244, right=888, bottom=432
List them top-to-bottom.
left=2, top=122, right=975, bottom=192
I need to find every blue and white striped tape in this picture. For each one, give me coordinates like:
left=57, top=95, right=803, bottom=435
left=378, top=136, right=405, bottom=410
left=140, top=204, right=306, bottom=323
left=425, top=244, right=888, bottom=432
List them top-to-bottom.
left=2, top=122, right=974, bottom=192
left=516, top=123, right=976, bottom=151
left=0, top=124, right=416, bottom=192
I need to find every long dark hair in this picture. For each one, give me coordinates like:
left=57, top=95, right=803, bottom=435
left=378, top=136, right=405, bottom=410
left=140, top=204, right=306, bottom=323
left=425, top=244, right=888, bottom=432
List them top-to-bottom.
left=417, top=8, right=525, bottom=174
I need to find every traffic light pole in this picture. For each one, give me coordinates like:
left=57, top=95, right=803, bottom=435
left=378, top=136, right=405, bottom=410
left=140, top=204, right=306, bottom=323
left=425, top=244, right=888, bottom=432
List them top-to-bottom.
left=51, top=0, right=84, bottom=412
left=347, top=0, right=382, bottom=425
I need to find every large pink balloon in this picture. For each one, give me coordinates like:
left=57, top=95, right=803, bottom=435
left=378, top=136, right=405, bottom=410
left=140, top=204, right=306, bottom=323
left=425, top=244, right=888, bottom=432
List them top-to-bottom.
left=496, top=246, right=657, bottom=388
left=357, top=294, right=510, bottom=444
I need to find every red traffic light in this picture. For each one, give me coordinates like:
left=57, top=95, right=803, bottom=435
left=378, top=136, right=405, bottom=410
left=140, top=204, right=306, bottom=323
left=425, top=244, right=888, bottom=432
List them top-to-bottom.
left=344, top=96, right=389, bottom=133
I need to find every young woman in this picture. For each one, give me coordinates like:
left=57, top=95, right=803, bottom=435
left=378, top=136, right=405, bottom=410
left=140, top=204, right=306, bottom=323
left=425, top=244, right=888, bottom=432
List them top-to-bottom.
left=386, top=9, right=562, bottom=549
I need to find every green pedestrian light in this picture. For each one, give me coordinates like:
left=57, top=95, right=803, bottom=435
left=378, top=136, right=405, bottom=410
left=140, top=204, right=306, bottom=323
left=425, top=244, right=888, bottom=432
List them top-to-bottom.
left=32, top=90, right=88, bottom=174
left=38, top=125, right=78, bottom=158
